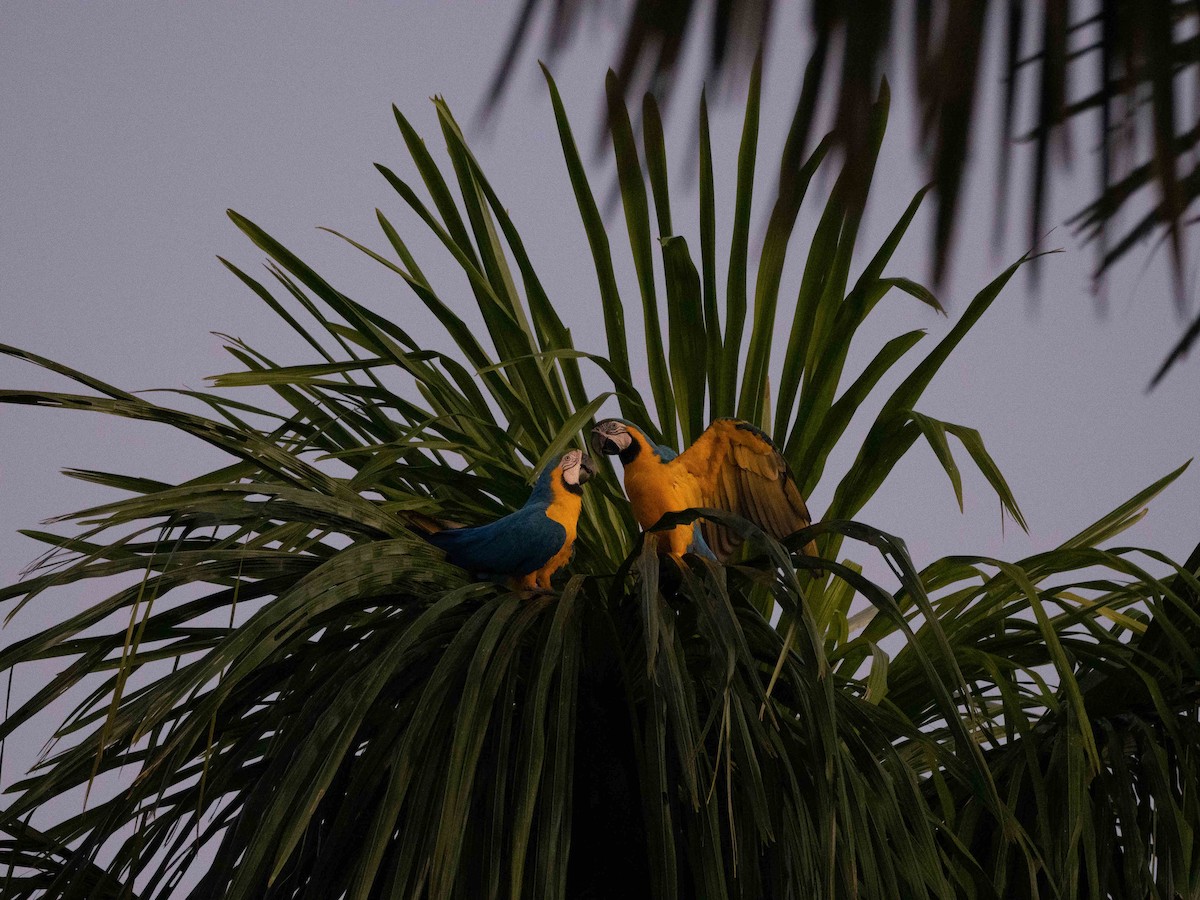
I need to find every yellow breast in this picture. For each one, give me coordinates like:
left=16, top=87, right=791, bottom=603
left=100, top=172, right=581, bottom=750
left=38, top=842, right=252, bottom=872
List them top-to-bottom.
left=623, top=454, right=700, bottom=528
left=545, top=475, right=582, bottom=543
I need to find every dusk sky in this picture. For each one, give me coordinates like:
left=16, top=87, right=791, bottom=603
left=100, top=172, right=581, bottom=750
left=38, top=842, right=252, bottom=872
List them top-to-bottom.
left=2, top=1, right=1198, bottom=859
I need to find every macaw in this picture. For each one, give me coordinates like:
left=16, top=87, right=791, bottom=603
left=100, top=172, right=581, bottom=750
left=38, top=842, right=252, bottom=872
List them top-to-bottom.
left=590, top=417, right=819, bottom=563
left=426, top=449, right=596, bottom=590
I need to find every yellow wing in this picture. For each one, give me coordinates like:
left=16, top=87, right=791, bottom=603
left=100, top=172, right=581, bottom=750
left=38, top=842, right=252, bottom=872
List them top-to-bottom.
left=675, top=418, right=818, bottom=562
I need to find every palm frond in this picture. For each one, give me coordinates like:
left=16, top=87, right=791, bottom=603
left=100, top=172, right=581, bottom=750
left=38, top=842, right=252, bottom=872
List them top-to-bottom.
left=486, top=0, right=1200, bottom=381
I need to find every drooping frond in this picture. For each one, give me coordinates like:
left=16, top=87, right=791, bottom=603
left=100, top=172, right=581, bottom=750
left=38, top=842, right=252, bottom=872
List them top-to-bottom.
left=487, top=1, right=1200, bottom=380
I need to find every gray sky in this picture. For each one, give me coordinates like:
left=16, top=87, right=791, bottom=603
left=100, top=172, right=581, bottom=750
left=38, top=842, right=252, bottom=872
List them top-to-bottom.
left=2, top=0, right=1198, bottom=883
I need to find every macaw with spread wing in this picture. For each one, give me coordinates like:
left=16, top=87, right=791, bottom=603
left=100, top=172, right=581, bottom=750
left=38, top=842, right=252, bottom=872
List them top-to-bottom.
left=591, top=418, right=819, bottom=564
left=426, top=449, right=596, bottom=590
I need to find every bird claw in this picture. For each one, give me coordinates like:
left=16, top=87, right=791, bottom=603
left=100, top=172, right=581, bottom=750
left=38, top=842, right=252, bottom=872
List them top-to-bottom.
left=507, top=577, right=555, bottom=595
left=516, top=585, right=556, bottom=598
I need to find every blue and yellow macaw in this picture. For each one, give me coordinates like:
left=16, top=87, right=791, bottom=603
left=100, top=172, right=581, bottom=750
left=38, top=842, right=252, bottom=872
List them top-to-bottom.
left=591, top=417, right=818, bottom=563
left=427, top=449, right=596, bottom=590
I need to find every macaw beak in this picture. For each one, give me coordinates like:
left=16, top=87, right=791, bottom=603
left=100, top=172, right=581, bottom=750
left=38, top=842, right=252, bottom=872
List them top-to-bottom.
left=590, top=426, right=618, bottom=456
left=577, top=453, right=597, bottom=484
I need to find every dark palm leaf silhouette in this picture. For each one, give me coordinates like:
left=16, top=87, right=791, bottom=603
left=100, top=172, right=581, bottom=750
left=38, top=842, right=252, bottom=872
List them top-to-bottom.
left=487, top=0, right=1200, bottom=383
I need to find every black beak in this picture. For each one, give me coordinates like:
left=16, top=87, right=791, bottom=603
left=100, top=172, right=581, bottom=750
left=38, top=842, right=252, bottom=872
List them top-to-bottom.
left=590, top=427, right=617, bottom=456
left=578, top=453, right=597, bottom=484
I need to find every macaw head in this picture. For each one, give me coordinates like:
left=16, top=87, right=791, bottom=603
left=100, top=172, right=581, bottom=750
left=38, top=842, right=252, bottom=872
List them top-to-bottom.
left=590, top=418, right=646, bottom=462
left=558, top=448, right=596, bottom=494
left=530, top=449, right=595, bottom=504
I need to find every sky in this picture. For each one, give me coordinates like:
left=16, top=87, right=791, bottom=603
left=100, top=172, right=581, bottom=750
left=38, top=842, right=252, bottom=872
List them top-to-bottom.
left=2, top=0, right=1198, bottom=883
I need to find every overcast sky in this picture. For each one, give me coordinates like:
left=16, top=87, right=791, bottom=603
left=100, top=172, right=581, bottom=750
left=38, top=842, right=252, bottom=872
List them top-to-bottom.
left=2, top=1, right=1198, bottom=877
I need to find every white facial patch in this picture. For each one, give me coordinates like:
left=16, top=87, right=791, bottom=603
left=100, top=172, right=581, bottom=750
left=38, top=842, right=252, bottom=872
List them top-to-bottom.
left=561, top=450, right=583, bottom=484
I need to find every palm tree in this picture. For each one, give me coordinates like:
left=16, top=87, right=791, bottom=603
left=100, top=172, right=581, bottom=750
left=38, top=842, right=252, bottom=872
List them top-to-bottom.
left=488, top=1, right=1200, bottom=384
left=1, top=67, right=1198, bottom=898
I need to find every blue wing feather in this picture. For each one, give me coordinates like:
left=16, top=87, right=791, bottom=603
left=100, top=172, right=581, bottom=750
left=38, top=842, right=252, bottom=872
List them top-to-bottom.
left=652, top=442, right=679, bottom=462
left=429, top=506, right=566, bottom=577
left=686, top=528, right=717, bottom=560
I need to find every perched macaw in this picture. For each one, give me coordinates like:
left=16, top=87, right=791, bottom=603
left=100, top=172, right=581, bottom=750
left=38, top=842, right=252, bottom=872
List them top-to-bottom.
left=591, top=418, right=819, bottom=563
left=426, top=449, right=596, bottom=590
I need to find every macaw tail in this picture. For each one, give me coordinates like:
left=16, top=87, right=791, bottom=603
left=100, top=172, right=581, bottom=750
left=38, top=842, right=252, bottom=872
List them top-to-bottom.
left=406, top=511, right=465, bottom=537
left=420, top=524, right=476, bottom=572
